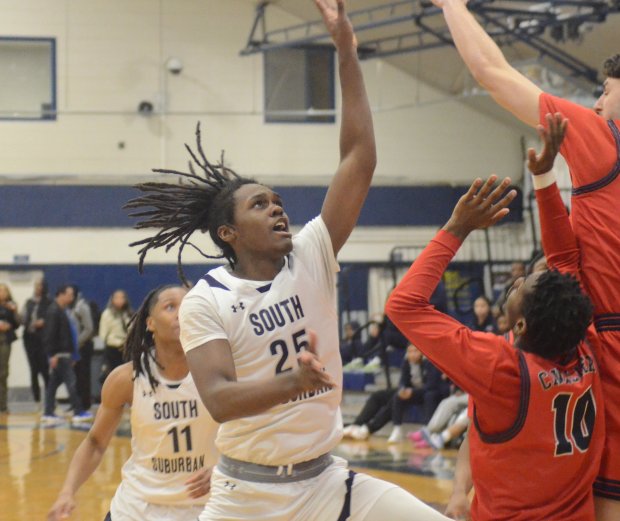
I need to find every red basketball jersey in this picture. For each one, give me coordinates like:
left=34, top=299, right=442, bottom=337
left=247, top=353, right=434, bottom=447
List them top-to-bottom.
left=539, top=94, right=620, bottom=316
left=539, top=94, right=620, bottom=496
left=386, top=230, right=606, bottom=520
left=470, top=338, right=604, bottom=521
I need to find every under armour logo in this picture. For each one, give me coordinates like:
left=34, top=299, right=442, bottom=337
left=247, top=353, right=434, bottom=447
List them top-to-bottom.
left=231, top=302, right=245, bottom=313
left=142, top=390, right=154, bottom=397
left=224, top=480, right=237, bottom=490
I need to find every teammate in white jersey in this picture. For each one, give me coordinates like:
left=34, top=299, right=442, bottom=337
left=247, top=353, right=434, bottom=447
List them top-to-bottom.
left=126, top=1, right=450, bottom=520
left=47, top=286, right=219, bottom=521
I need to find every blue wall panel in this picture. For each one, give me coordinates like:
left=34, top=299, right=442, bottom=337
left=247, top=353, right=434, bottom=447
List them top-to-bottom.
left=0, top=184, right=523, bottom=228
left=3, top=260, right=486, bottom=330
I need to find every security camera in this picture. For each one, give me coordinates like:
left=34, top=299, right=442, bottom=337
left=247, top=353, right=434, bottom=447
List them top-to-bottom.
left=166, top=57, right=183, bottom=75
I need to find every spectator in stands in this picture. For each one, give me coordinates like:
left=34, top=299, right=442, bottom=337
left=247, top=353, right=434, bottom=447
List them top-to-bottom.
left=22, top=278, right=52, bottom=404
left=0, top=283, right=20, bottom=414
left=42, top=285, right=92, bottom=423
left=69, top=286, right=95, bottom=411
left=99, top=289, right=133, bottom=384
left=471, top=296, right=497, bottom=333
left=356, top=313, right=409, bottom=373
left=496, top=313, right=510, bottom=335
left=340, top=320, right=363, bottom=364
left=342, top=344, right=449, bottom=443
left=387, top=344, right=450, bottom=443
left=342, top=385, right=396, bottom=440
left=409, top=388, right=469, bottom=450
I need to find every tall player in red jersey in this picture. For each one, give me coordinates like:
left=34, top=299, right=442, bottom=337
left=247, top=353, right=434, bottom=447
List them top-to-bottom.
left=429, top=0, right=620, bottom=515
left=386, top=176, right=604, bottom=521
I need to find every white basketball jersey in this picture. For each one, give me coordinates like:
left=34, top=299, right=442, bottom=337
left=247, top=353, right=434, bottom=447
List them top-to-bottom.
left=180, top=216, right=343, bottom=465
left=114, top=358, right=219, bottom=506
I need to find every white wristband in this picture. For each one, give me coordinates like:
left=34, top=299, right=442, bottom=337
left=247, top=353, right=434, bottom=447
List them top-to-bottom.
left=531, top=171, right=556, bottom=190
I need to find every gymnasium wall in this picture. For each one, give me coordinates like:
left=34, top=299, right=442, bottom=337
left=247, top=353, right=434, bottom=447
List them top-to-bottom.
left=0, top=0, right=527, bottom=184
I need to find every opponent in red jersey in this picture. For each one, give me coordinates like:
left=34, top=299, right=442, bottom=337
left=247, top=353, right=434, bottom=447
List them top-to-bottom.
left=431, top=0, right=620, bottom=513
left=529, top=111, right=620, bottom=511
left=386, top=176, right=604, bottom=521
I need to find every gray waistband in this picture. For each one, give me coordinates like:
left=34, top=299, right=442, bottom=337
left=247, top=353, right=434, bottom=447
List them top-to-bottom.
left=217, top=453, right=333, bottom=483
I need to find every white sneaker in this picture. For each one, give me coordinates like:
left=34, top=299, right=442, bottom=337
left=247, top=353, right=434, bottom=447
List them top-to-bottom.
left=362, top=356, right=382, bottom=373
left=343, top=358, right=365, bottom=371
left=41, top=415, right=63, bottom=425
left=352, top=424, right=370, bottom=440
left=342, top=425, right=358, bottom=438
left=387, top=426, right=403, bottom=444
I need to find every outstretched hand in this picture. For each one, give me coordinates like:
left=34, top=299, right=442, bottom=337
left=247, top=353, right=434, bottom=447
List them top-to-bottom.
left=314, top=0, right=357, bottom=51
left=527, top=112, right=568, bottom=176
left=443, top=175, right=517, bottom=240
left=295, top=329, right=337, bottom=393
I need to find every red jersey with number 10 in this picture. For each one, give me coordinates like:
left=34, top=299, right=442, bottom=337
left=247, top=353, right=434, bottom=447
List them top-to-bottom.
left=386, top=230, right=605, bottom=521
left=469, top=340, right=604, bottom=521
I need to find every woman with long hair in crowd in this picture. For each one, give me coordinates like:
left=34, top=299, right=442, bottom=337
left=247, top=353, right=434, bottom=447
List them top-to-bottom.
left=0, top=283, right=20, bottom=414
left=98, top=289, right=132, bottom=383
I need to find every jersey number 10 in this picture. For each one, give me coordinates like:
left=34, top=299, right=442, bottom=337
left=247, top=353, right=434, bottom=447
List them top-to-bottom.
left=552, top=387, right=596, bottom=457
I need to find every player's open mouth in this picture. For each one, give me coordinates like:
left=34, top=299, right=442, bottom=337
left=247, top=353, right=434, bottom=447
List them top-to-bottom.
left=272, top=220, right=290, bottom=236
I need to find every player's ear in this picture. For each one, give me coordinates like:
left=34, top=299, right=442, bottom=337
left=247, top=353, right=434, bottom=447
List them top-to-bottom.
left=218, top=224, right=237, bottom=244
left=146, top=315, right=155, bottom=333
left=513, top=317, right=526, bottom=338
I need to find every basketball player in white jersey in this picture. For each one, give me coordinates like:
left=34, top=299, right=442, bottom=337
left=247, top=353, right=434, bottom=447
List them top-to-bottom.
left=125, top=2, right=451, bottom=520
left=47, top=286, right=219, bottom=521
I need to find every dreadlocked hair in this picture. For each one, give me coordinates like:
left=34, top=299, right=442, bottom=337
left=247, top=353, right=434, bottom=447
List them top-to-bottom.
left=603, top=54, right=620, bottom=79
left=124, top=122, right=256, bottom=285
left=521, top=270, right=593, bottom=360
left=124, top=285, right=180, bottom=392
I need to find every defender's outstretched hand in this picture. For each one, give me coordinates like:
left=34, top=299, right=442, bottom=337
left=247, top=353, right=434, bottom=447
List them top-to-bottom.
left=315, top=0, right=357, bottom=50
left=527, top=112, right=568, bottom=176
left=443, top=175, right=517, bottom=240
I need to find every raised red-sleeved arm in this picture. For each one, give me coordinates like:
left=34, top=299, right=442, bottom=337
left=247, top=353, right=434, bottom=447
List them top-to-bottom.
left=534, top=181, right=581, bottom=277
left=385, top=230, right=521, bottom=433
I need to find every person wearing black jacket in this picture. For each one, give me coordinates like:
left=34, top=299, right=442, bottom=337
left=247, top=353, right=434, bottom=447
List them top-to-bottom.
left=22, top=278, right=52, bottom=403
left=0, top=283, right=20, bottom=414
left=42, top=285, right=92, bottom=423
left=342, top=344, right=449, bottom=442
left=387, top=344, right=450, bottom=443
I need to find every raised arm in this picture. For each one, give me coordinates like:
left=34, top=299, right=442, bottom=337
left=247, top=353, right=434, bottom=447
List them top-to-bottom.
left=316, top=0, right=376, bottom=255
left=435, top=0, right=542, bottom=127
left=528, top=113, right=580, bottom=276
left=385, top=177, right=519, bottom=407
left=186, top=333, right=336, bottom=423
left=47, top=364, right=132, bottom=521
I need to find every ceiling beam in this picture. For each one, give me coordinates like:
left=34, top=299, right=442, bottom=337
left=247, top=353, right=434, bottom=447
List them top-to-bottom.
left=241, top=0, right=618, bottom=86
